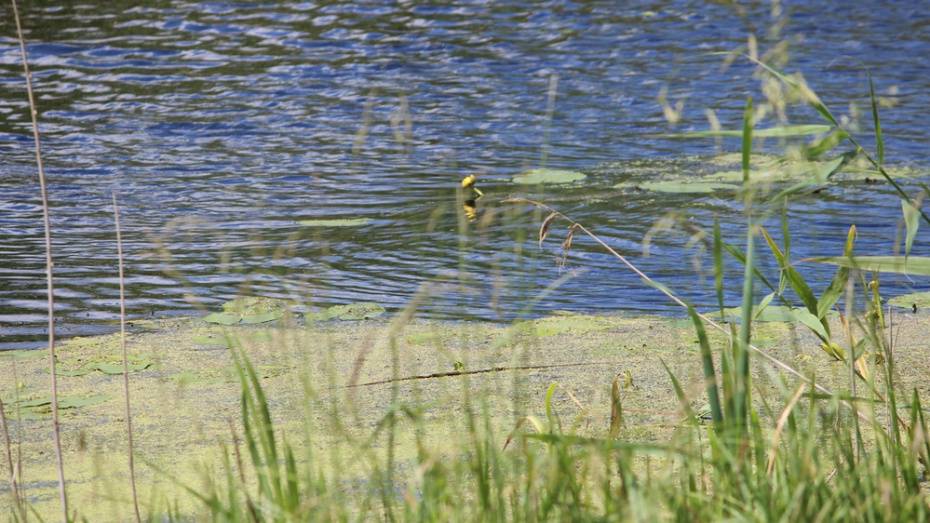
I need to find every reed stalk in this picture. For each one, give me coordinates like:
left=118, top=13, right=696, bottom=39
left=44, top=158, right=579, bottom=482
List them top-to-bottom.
left=10, top=0, right=68, bottom=518
left=113, top=193, right=142, bottom=522
left=0, top=398, right=24, bottom=519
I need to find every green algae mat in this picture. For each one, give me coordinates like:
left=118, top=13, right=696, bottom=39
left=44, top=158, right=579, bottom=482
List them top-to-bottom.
left=4, top=310, right=930, bottom=520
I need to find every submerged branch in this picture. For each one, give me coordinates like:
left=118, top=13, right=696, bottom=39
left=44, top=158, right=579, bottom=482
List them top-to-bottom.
left=348, top=360, right=621, bottom=388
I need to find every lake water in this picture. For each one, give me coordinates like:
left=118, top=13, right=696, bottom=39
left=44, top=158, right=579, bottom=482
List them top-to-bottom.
left=1, top=1, right=929, bottom=349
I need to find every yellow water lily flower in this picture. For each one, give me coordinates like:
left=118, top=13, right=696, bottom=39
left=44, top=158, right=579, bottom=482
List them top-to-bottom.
left=461, top=174, right=484, bottom=197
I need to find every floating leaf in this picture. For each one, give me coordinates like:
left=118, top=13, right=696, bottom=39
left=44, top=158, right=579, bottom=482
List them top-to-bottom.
left=672, top=124, right=831, bottom=139
left=772, top=154, right=848, bottom=200
left=512, top=168, right=587, bottom=185
left=614, top=180, right=739, bottom=194
left=297, top=218, right=371, bottom=227
left=298, top=218, right=371, bottom=227
left=811, top=256, right=930, bottom=276
left=888, top=292, right=930, bottom=310
left=204, top=297, right=291, bottom=325
left=222, top=297, right=290, bottom=316
left=307, top=302, right=386, bottom=321
left=722, top=305, right=837, bottom=323
left=240, top=311, right=283, bottom=325
left=203, top=312, right=239, bottom=325
left=192, top=334, right=231, bottom=348
left=0, top=350, right=45, bottom=360
left=94, top=360, right=153, bottom=375
left=57, top=368, right=92, bottom=377
left=5, top=394, right=108, bottom=419
left=57, top=394, right=109, bottom=409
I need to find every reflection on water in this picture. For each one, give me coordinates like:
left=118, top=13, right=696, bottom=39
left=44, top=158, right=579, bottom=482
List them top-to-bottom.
left=1, top=1, right=929, bottom=348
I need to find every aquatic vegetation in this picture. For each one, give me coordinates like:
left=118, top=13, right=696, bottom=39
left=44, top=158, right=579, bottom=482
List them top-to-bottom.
left=671, top=123, right=832, bottom=138
left=512, top=168, right=587, bottom=185
left=613, top=179, right=739, bottom=194
left=297, top=217, right=372, bottom=227
left=812, top=255, right=930, bottom=275
left=888, top=291, right=930, bottom=310
left=203, top=296, right=292, bottom=325
left=306, top=301, right=386, bottom=321
left=720, top=304, right=839, bottom=323
left=57, top=357, right=153, bottom=377
left=3, top=394, right=109, bottom=420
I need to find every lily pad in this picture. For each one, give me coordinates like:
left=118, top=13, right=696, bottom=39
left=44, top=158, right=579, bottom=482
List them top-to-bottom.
left=673, top=124, right=832, bottom=139
left=512, top=168, right=587, bottom=185
left=614, top=180, right=739, bottom=194
left=298, top=218, right=371, bottom=227
left=888, top=292, right=930, bottom=310
left=222, top=296, right=288, bottom=316
left=203, top=297, right=291, bottom=325
left=307, top=302, right=386, bottom=321
left=721, top=305, right=838, bottom=323
left=203, top=312, right=239, bottom=325
left=240, top=312, right=283, bottom=325
left=192, top=333, right=231, bottom=349
left=0, top=349, right=46, bottom=360
left=59, top=357, right=154, bottom=377
left=93, top=361, right=153, bottom=375
left=57, top=368, right=92, bottom=377
left=5, top=394, right=109, bottom=419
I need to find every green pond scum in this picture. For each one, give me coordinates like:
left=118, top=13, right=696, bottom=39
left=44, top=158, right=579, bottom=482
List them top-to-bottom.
left=2, top=305, right=930, bottom=520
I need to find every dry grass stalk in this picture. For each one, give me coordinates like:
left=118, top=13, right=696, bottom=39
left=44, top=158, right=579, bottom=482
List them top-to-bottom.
left=10, top=0, right=68, bottom=517
left=113, top=193, right=142, bottom=522
left=0, top=398, right=25, bottom=518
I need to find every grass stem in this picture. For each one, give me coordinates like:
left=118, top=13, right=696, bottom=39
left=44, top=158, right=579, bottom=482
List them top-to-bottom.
left=10, top=0, right=68, bottom=518
left=113, top=193, right=142, bottom=522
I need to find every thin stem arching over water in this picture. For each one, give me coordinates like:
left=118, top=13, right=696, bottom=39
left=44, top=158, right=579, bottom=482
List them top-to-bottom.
left=505, top=196, right=869, bottom=423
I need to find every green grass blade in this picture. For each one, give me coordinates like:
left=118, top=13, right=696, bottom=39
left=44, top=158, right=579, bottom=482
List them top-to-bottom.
left=868, top=73, right=884, bottom=165
left=741, top=97, right=753, bottom=184
left=902, top=199, right=920, bottom=259
left=713, top=218, right=725, bottom=317
left=735, top=223, right=754, bottom=428
left=760, top=227, right=819, bottom=314
left=722, top=240, right=778, bottom=295
left=810, top=255, right=930, bottom=275
left=688, top=306, right=723, bottom=426
left=660, top=359, right=697, bottom=423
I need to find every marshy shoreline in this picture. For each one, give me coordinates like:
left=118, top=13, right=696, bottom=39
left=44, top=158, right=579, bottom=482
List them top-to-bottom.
left=3, top=306, right=928, bottom=520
